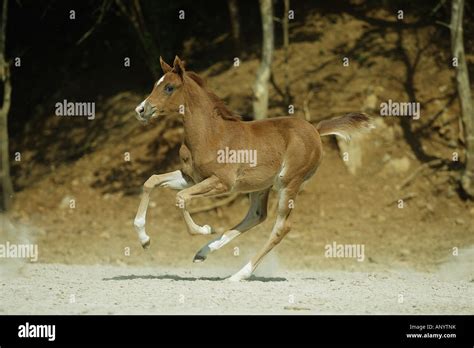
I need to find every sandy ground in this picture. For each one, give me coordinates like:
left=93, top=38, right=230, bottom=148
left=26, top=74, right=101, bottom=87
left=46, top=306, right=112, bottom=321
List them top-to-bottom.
left=1, top=263, right=472, bottom=315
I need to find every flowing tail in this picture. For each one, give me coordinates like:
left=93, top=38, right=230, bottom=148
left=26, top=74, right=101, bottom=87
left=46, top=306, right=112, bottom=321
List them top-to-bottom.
left=316, top=113, right=375, bottom=141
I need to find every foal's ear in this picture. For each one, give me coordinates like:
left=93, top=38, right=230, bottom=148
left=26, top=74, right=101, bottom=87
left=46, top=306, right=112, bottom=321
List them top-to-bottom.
left=172, top=55, right=186, bottom=78
left=160, top=56, right=172, bottom=73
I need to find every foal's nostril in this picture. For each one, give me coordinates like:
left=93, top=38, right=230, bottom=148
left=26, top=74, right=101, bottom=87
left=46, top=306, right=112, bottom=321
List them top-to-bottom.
left=135, top=104, right=145, bottom=116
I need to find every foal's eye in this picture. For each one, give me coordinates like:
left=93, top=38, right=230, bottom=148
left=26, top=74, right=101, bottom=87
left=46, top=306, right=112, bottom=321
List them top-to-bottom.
left=164, top=84, right=174, bottom=94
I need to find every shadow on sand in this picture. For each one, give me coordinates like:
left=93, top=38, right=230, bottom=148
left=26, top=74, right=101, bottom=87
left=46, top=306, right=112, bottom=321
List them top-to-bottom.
left=103, top=274, right=287, bottom=282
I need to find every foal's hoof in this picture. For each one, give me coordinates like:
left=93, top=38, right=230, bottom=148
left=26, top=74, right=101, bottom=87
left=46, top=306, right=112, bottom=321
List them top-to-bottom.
left=202, top=224, right=215, bottom=235
left=188, top=225, right=215, bottom=235
left=141, top=237, right=151, bottom=249
left=193, top=246, right=210, bottom=263
left=193, top=254, right=206, bottom=263
left=227, top=275, right=245, bottom=282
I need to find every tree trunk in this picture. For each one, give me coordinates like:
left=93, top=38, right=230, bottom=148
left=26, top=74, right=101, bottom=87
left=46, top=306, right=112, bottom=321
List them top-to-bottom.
left=0, top=0, right=13, bottom=211
left=115, top=0, right=160, bottom=78
left=227, top=0, right=240, bottom=54
left=252, top=0, right=274, bottom=120
left=282, top=0, right=290, bottom=106
left=451, top=0, right=474, bottom=197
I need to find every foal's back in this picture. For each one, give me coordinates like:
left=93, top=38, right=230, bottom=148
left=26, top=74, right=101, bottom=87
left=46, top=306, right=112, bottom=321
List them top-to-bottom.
left=245, top=116, right=322, bottom=166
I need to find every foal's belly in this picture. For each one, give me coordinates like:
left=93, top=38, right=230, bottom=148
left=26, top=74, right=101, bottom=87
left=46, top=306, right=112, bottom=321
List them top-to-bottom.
left=231, top=161, right=280, bottom=192
left=232, top=174, right=275, bottom=192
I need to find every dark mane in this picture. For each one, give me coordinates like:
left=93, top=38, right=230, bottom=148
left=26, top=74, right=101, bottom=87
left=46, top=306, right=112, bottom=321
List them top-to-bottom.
left=186, top=71, right=241, bottom=121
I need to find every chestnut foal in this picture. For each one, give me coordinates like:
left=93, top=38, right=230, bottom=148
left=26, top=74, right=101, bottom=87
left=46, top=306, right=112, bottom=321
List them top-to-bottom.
left=134, top=56, right=373, bottom=281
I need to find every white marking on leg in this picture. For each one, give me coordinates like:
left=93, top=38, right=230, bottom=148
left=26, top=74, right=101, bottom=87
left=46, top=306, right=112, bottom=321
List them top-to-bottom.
left=133, top=170, right=191, bottom=246
left=161, top=174, right=189, bottom=189
left=177, top=176, right=228, bottom=236
left=193, top=190, right=269, bottom=262
left=182, top=210, right=213, bottom=235
left=134, top=215, right=149, bottom=244
left=208, top=230, right=240, bottom=251
left=229, top=261, right=253, bottom=282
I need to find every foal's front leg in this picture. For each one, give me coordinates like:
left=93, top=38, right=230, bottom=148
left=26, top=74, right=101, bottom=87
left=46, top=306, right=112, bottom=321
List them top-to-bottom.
left=134, top=170, right=192, bottom=248
left=176, top=175, right=229, bottom=235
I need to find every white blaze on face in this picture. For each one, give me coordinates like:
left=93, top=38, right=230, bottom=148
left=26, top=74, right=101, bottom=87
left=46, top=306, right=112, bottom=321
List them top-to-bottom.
left=136, top=75, right=166, bottom=117
left=156, top=75, right=165, bottom=87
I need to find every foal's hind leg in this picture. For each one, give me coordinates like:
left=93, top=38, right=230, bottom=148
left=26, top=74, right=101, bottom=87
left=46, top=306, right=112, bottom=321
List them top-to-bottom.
left=134, top=170, right=192, bottom=248
left=228, top=180, right=301, bottom=281
left=193, top=189, right=270, bottom=263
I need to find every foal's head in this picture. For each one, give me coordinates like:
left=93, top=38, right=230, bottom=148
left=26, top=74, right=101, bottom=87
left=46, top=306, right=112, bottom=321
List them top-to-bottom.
left=135, top=56, right=187, bottom=123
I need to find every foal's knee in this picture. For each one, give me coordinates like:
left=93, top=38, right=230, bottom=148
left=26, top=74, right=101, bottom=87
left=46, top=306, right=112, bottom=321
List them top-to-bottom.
left=143, top=174, right=159, bottom=192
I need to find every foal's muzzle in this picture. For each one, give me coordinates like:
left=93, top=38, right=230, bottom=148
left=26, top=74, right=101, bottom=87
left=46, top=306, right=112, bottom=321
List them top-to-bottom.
left=135, top=100, right=157, bottom=123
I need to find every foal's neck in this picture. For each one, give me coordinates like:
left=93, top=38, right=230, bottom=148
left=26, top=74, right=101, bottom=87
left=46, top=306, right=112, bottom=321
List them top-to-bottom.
left=182, top=77, right=227, bottom=152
